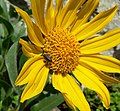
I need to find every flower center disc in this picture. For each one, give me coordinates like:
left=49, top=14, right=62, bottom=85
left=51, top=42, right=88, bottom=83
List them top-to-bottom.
left=44, top=27, right=80, bottom=75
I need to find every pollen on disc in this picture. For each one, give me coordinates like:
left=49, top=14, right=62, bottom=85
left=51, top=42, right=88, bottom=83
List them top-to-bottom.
left=43, top=27, right=80, bottom=75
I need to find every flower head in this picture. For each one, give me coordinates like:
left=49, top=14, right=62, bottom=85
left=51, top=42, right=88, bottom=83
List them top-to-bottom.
left=15, top=0, right=120, bottom=110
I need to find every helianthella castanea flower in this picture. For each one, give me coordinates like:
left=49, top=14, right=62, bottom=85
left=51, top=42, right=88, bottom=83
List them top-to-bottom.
left=15, top=0, right=120, bottom=111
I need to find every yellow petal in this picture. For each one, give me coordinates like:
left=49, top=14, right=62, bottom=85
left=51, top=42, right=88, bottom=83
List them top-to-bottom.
left=30, top=0, right=47, bottom=35
left=45, top=0, right=55, bottom=30
left=54, top=0, right=63, bottom=27
left=56, top=0, right=84, bottom=26
left=56, top=0, right=63, bottom=11
left=56, top=0, right=72, bottom=26
left=61, top=0, right=86, bottom=29
left=71, top=0, right=99, bottom=31
left=72, top=5, right=118, bottom=41
left=16, top=7, right=43, bottom=47
left=32, top=23, right=45, bottom=44
left=80, top=28, right=120, bottom=54
left=19, top=39, right=40, bottom=57
left=79, top=54, right=120, bottom=73
left=15, top=55, right=44, bottom=85
left=78, top=60, right=120, bottom=83
left=73, top=65, right=110, bottom=109
left=20, top=66, right=49, bottom=102
left=52, top=73, right=65, bottom=93
left=52, top=74, right=90, bottom=111
left=63, top=93, right=77, bottom=110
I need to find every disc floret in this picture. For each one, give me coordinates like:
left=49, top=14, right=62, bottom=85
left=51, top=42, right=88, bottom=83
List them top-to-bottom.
left=44, top=27, right=80, bottom=75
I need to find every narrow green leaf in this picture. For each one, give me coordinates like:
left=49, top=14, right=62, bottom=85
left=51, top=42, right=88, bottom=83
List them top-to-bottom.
left=5, top=42, right=18, bottom=88
left=31, top=94, right=64, bottom=111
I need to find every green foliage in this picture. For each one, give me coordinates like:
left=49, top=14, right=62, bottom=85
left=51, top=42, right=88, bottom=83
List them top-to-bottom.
left=0, top=0, right=120, bottom=111
left=0, top=0, right=64, bottom=110
left=0, top=0, right=25, bottom=110
left=5, top=42, right=18, bottom=88
left=83, top=83, right=120, bottom=111
left=31, top=94, right=64, bottom=111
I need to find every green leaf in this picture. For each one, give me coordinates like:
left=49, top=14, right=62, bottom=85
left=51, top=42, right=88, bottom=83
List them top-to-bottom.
left=0, top=0, right=9, bottom=19
left=0, top=5, right=3, bottom=15
left=0, top=16, right=14, bottom=37
left=11, top=21, right=26, bottom=42
left=2, top=37, right=11, bottom=55
left=0, top=38, right=2, bottom=55
left=5, top=42, right=18, bottom=89
left=19, top=54, right=27, bottom=70
left=0, top=55, right=4, bottom=71
left=0, top=79, right=12, bottom=91
left=0, top=79, right=13, bottom=100
left=0, top=88, right=6, bottom=101
left=31, top=94, right=64, bottom=111
left=2, top=96, right=12, bottom=111
left=0, top=101, right=2, bottom=110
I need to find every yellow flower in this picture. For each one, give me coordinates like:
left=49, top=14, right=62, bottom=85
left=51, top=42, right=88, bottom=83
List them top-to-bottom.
left=15, top=0, right=120, bottom=110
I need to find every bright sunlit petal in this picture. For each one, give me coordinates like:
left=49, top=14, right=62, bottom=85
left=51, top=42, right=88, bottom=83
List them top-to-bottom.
left=15, top=0, right=120, bottom=110
left=30, top=0, right=47, bottom=35
left=61, top=0, right=86, bottom=28
left=71, top=0, right=99, bottom=31
left=72, top=6, right=118, bottom=41
left=16, top=7, right=43, bottom=47
left=80, top=28, right=120, bottom=54
left=19, top=39, right=40, bottom=57
left=79, top=54, right=120, bottom=73
left=15, top=55, right=44, bottom=85
left=78, top=60, right=120, bottom=83
left=73, top=65, right=110, bottom=109
left=20, top=66, right=49, bottom=102
left=52, top=74, right=91, bottom=111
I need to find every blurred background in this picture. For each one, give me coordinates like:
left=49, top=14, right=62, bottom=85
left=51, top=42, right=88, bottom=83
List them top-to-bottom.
left=0, top=0, right=120, bottom=111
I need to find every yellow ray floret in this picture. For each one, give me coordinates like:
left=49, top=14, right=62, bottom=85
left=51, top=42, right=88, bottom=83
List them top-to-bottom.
left=15, top=0, right=120, bottom=111
left=30, top=0, right=47, bottom=35
left=71, top=0, right=99, bottom=31
left=72, top=6, right=118, bottom=41
left=80, top=28, right=120, bottom=54
left=80, top=54, right=120, bottom=73
left=15, top=55, right=44, bottom=85
left=78, top=61, right=120, bottom=84
left=73, top=65, right=110, bottom=109
left=20, top=66, right=49, bottom=102
left=52, top=74, right=90, bottom=111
